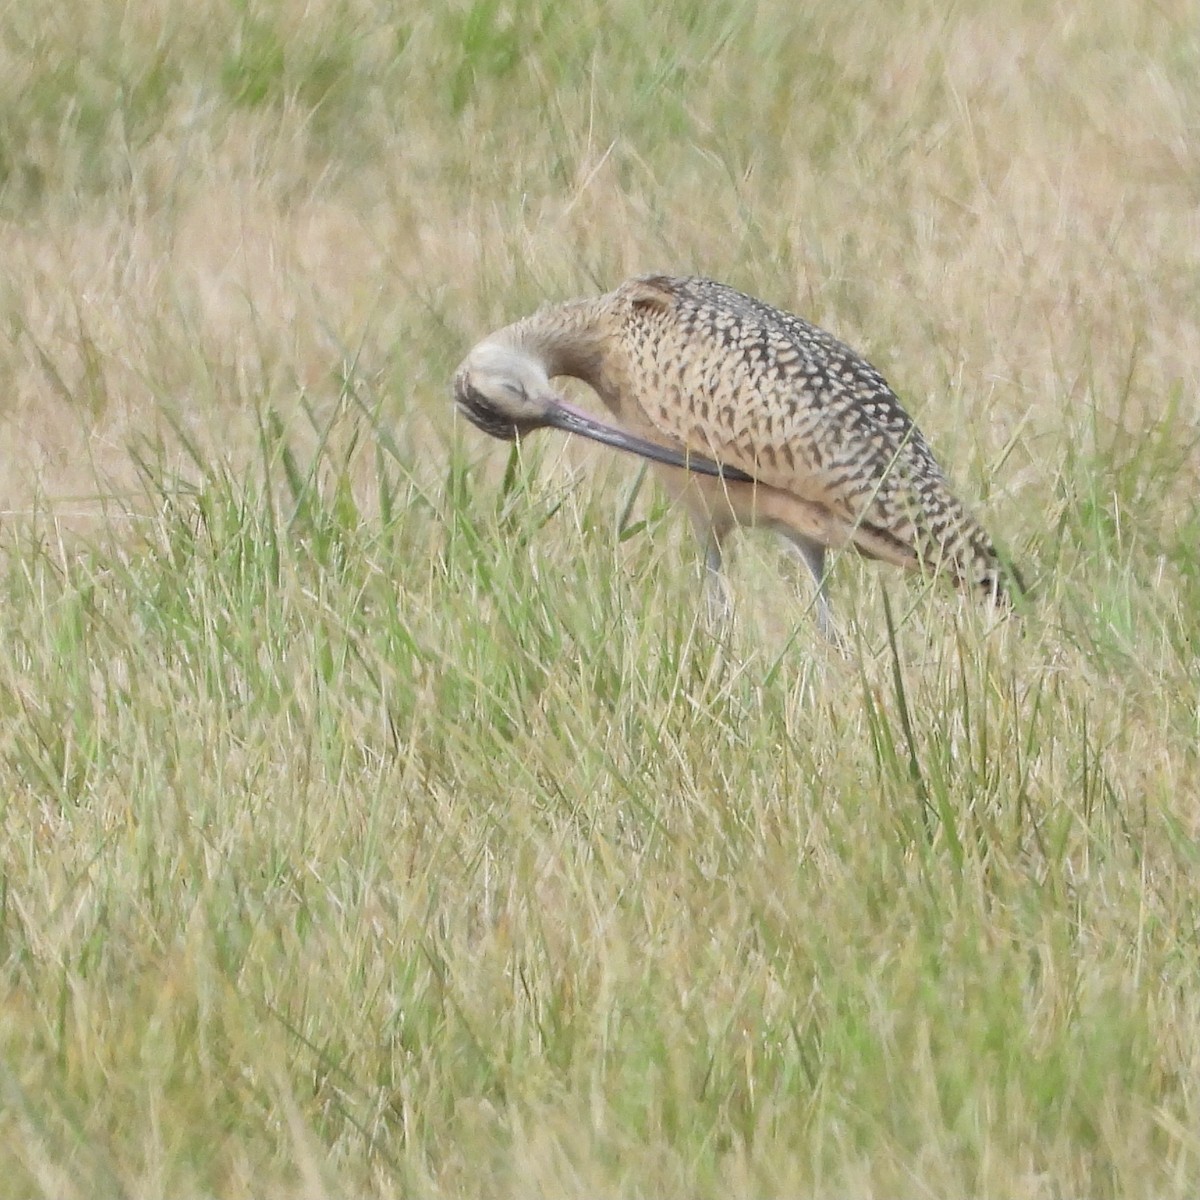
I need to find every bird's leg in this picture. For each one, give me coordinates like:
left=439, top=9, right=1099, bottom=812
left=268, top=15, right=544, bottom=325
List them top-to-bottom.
left=694, top=518, right=734, bottom=626
left=776, top=531, right=844, bottom=649
left=704, top=536, right=732, bottom=625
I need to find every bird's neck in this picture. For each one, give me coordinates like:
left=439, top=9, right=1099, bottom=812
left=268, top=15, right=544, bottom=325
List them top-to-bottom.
left=494, top=298, right=613, bottom=386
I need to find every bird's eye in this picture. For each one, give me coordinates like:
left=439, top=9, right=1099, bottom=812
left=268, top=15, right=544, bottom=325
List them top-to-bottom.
left=501, top=380, right=526, bottom=399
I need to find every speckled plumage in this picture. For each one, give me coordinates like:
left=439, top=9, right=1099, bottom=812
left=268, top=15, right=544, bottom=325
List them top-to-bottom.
left=455, top=274, right=1021, bottom=622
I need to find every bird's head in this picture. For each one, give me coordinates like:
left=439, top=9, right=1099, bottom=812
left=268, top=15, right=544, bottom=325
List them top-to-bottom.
left=452, top=342, right=558, bottom=441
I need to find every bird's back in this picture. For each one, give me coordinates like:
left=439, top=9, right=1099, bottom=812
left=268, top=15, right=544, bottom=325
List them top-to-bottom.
left=605, top=275, right=1019, bottom=604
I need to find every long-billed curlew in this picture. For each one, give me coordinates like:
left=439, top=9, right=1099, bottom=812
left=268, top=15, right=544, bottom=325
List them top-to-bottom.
left=453, top=274, right=1020, bottom=633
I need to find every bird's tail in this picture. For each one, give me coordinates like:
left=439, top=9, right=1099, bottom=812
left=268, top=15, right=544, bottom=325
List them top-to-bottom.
left=931, top=509, right=1024, bottom=609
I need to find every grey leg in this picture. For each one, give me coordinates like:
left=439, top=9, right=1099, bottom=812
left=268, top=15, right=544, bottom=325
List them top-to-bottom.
left=694, top=518, right=734, bottom=626
left=703, top=531, right=734, bottom=626
left=777, top=531, right=843, bottom=648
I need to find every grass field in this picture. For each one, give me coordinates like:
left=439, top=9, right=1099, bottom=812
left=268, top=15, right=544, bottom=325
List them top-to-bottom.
left=2, top=1, right=1200, bottom=1196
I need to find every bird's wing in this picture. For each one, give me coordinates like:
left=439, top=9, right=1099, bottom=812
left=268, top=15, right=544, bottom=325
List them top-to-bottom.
left=618, top=275, right=953, bottom=542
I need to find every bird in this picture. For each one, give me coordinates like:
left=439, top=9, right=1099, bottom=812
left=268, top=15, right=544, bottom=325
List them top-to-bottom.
left=452, top=273, right=1020, bottom=635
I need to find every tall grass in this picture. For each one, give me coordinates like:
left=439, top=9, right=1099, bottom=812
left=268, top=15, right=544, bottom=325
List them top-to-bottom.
left=2, top=1, right=1199, bottom=1196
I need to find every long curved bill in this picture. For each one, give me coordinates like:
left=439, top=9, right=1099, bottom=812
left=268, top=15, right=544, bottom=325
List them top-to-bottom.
left=543, top=398, right=755, bottom=484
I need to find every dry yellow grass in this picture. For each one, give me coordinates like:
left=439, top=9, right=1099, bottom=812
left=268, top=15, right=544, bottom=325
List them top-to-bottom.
left=2, top=1, right=1200, bottom=1197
